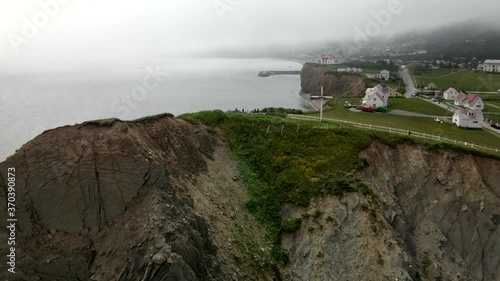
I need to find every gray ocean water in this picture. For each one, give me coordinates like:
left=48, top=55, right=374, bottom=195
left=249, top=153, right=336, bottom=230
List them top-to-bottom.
left=0, top=58, right=306, bottom=161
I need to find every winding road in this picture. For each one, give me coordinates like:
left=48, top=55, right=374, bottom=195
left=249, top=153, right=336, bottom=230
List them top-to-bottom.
left=399, top=68, right=418, bottom=98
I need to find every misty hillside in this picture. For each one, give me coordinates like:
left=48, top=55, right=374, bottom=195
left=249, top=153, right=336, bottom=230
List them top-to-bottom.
left=385, top=21, right=500, bottom=60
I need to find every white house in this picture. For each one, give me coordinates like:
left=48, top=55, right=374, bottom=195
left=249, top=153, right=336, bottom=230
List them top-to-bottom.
left=480, top=59, right=500, bottom=73
left=375, top=69, right=390, bottom=81
left=362, top=84, right=389, bottom=108
left=443, top=87, right=459, bottom=100
left=454, top=92, right=467, bottom=106
left=463, top=93, right=484, bottom=110
left=452, top=109, right=484, bottom=128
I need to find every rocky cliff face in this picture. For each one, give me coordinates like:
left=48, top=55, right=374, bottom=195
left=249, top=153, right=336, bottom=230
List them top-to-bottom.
left=300, top=63, right=365, bottom=97
left=0, top=117, right=273, bottom=281
left=0, top=117, right=499, bottom=281
left=281, top=142, right=499, bottom=281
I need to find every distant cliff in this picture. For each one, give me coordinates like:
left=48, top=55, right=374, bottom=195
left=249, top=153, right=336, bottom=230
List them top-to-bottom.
left=300, top=63, right=365, bottom=97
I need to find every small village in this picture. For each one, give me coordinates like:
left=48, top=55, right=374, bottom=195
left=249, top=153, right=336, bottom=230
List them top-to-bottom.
left=308, top=54, right=500, bottom=136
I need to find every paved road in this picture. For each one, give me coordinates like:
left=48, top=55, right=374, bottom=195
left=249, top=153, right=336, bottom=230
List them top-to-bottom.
left=399, top=68, right=417, bottom=98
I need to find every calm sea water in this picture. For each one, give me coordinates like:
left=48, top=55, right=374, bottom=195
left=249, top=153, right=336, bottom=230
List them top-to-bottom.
left=0, top=58, right=306, bottom=161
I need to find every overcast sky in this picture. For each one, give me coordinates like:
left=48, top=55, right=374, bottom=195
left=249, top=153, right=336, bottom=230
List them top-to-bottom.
left=0, top=0, right=498, bottom=64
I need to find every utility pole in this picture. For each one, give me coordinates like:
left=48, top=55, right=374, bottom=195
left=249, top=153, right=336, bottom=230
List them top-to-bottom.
left=311, top=86, right=333, bottom=122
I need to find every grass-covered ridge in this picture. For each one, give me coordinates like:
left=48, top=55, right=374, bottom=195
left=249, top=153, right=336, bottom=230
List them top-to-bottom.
left=179, top=110, right=499, bottom=273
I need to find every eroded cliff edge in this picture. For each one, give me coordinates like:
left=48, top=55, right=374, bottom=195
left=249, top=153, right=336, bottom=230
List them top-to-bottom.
left=300, top=63, right=365, bottom=96
left=0, top=115, right=498, bottom=281
left=0, top=117, right=273, bottom=281
left=281, top=142, right=499, bottom=281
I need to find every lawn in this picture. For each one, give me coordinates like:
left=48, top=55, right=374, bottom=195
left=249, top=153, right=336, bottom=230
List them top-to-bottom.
left=412, top=68, right=460, bottom=78
left=412, top=70, right=500, bottom=92
left=478, top=95, right=500, bottom=107
left=329, top=97, right=451, bottom=116
left=388, top=98, right=452, bottom=116
left=307, top=102, right=500, bottom=149
left=484, top=104, right=500, bottom=113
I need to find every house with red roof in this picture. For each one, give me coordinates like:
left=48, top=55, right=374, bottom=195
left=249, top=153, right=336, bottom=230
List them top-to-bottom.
left=316, top=55, right=336, bottom=64
left=443, top=87, right=459, bottom=100
left=454, top=92, right=468, bottom=106
left=463, top=94, right=484, bottom=110
left=452, top=109, right=484, bottom=128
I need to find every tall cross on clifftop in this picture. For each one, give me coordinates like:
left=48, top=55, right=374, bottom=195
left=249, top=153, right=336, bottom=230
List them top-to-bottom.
left=311, top=86, right=332, bottom=122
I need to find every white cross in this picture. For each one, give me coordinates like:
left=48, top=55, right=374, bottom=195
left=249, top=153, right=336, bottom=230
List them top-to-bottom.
left=311, top=86, right=333, bottom=121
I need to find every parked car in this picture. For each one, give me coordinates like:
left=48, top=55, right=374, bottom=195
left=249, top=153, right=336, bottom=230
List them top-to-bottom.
left=344, top=101, right=352, bottom=108
left=358, top=104, right=374, bottom=112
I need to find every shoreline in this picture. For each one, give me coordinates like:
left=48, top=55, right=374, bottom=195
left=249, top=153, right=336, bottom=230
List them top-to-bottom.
left=299, top=91, right=321, bottom=111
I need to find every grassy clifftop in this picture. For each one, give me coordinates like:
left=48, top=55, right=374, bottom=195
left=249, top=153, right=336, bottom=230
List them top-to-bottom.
left=180, top=110, right=499, bottom=270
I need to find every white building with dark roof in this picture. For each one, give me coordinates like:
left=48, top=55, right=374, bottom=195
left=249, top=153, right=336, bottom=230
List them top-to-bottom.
left=478, top=59, right=500, bottom=73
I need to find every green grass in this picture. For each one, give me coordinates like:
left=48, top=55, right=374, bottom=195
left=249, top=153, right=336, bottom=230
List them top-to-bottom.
left=413, top=68, right=460, bottom=78
left=412, top=69, right=500, bottom=92
left=388, top=98, right=452, bottom=116
left=487, top=100, right=500, bottom=107
left=484, top=104, right=500, bottom=113
left=307, top=105, right=500, bottom=149
left=281, top=218, right=302, bottom=233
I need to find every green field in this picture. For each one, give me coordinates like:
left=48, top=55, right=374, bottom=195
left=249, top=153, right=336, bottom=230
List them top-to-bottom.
left=413, top=68, right=461, bottom=77
left=412, top=69, right=500, bottom=92
left=309, top=98, right=500, bottom=149
left=484, top=104, right=500, bottom=113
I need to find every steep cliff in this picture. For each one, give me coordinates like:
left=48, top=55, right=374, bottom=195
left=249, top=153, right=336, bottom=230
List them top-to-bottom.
left=300, top=63, right=365, bottom=97
left=0, top=114, right=499, bottom=281
left=0, top=116, right=274, bottom=281
left=281, top=142, right=500, bottom=281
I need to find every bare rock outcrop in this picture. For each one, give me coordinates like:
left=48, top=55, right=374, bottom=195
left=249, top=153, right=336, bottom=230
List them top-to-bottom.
left=281, top=142, right=499, bottom=281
